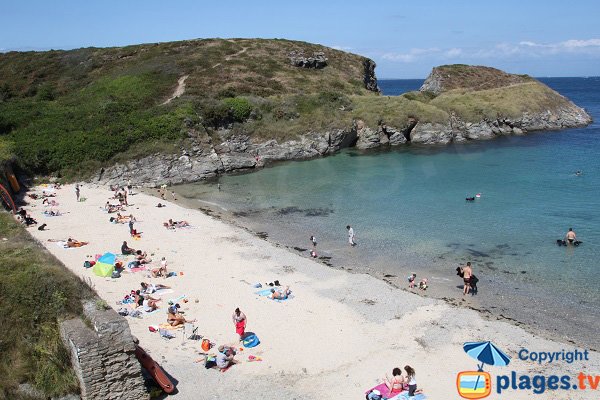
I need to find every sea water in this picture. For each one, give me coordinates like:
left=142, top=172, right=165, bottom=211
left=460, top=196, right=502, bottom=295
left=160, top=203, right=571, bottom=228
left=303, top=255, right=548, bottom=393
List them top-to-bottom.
left=175, top=77, right=600, bottom=343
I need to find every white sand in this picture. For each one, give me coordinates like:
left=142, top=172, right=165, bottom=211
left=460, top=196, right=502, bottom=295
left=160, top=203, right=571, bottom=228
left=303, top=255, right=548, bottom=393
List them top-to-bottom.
left=27, top=184, right=599, bottom=399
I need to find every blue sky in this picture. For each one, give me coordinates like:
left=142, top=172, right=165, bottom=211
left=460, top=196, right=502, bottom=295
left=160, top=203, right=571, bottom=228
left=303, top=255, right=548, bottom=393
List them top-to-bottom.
left=1, top=0, right=599, bottom=78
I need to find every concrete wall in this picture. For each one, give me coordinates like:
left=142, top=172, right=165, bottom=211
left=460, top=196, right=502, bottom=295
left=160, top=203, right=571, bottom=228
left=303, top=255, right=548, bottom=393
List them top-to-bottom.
left=60, top=301, right=149, bottom=400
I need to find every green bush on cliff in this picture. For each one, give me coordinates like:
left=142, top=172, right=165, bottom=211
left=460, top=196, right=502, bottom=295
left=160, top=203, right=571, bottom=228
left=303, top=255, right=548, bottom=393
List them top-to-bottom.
left=223, top=97, right=253, bottom=121
left=0, top=213, right=93, bottom=399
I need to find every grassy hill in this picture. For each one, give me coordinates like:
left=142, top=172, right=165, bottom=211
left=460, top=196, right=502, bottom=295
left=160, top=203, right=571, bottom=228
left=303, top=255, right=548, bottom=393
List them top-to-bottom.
left=0, top=39, right=588, bottom=179
left=0, top=213, right=93, bottom=399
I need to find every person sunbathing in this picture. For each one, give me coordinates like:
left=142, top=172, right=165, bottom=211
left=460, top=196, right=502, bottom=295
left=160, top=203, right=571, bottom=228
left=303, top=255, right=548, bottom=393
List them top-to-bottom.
left=42, top=198, right=59, bottom=206
left=105, top=202, right=122, bottom=213
left=43, top=209, right=61, bottom=216
left=115, top=213, right=133, bottom=223
left=164, top=219, right=190, bottom=229
left=66, top=238, right=88, bottom=248
left=135, top=250, right=152, bottom=264
left=151, top=257, right=168, bottom=278
left=140, top=282, right=170, bottom=294
left=268, top=286, right=291, bottom=300
left=136, top=293, right=160, bottom=312
left=167, top=305, right=195, bottom=327
left=383, top=368, right=405, bottom=396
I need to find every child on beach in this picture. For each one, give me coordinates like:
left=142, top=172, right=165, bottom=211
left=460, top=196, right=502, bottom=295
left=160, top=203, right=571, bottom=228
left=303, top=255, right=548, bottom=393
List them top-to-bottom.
left=347, top=225, right=356, bottom=246
left=310, top=235, right=317, bottom=247
left=408, top=273, right=417, bottom=289
left=418, top=278, right=428, bottom=290
left=404, top=365, right=423, bottom=397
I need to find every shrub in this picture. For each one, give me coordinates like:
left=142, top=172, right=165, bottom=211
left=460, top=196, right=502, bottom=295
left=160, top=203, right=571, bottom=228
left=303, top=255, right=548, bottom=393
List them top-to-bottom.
left=222, top=97, right=253, bottom=122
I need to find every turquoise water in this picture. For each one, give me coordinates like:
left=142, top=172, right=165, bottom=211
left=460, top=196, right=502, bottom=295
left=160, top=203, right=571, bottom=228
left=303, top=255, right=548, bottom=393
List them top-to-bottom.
left=176, top=77, right=600, bottom=320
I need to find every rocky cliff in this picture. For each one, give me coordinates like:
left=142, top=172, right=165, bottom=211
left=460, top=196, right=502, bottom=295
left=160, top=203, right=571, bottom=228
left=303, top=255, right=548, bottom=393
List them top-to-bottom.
left=99, top=65, right=591, bottom=187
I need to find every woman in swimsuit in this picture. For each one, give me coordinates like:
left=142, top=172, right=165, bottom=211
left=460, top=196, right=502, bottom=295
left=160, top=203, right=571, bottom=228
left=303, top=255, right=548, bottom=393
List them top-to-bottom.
left=384, top=367, right=405, bottom=396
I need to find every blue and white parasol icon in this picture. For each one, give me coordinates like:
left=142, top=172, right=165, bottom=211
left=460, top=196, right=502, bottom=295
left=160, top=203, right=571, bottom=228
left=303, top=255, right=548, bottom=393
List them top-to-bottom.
left=463, top=341, right=511, bottom=371
left=463, top=341, right=511, bottom=391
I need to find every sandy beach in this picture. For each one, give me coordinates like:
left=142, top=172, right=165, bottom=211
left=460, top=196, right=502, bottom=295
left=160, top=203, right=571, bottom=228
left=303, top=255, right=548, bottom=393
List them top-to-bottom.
left=25, top=183, right=599, bottom=399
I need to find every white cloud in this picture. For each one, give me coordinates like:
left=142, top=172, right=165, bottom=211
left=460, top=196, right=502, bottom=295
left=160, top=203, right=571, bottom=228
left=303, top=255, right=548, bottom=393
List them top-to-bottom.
left=381, top=38, right=600, bottom=63
left=383, top=47, right=440, bottom=63
left=444, top=48, right=462, bottom=57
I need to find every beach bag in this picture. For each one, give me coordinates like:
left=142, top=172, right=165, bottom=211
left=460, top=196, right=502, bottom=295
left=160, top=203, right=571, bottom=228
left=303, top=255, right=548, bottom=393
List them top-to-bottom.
left=83, top=261, right=93, bottom=268
left=111, top=270, right=121, bottom=279
left=118, top=307, right=129, bottom=316
left=242, top=333, right=260, bottom=348
left=201, top=339, right=211, bottom=352
left=204, top=357, right=216, bottom=369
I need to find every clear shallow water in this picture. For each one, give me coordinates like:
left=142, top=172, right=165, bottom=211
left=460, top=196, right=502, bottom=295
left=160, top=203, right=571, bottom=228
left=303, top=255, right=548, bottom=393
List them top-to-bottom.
left=176, top=77, right=600, bottom=311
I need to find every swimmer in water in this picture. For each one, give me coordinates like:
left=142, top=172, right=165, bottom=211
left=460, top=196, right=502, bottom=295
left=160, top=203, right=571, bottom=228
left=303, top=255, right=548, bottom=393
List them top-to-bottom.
left=575, top=170, right=582, bottom=176
left=565, top=228, right=577, bottom=244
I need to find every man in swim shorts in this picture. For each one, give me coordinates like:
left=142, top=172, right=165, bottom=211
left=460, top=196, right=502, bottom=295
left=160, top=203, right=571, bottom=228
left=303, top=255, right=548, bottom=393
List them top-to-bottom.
left=565, top=228, right=577, bottom=244
left=461, top=262, right=472, bottom=295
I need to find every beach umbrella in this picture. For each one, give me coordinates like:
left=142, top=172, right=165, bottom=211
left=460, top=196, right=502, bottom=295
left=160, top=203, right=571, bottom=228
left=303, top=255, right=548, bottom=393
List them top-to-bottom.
left=92, top=252, right=116, bottom=277
left=463, top=341, right=511, bottom=370
left=463, top=341, right=511, bottom=391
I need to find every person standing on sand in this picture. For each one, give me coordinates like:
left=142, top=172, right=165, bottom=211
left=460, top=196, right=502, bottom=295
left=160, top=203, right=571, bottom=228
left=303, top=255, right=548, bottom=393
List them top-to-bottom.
left=75, top=184, right=80, bottom=202
left=346, top=225, right=356, bottom=246
left=461, top=262, right=472, bottom=295
left=232, top=308, right=247, bottom=341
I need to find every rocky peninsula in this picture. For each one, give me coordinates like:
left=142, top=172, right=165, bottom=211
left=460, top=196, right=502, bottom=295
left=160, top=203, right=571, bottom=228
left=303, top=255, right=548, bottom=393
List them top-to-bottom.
left=0, top=39, right=591, bottom=186
left=97, top=65, right=592, bottom=187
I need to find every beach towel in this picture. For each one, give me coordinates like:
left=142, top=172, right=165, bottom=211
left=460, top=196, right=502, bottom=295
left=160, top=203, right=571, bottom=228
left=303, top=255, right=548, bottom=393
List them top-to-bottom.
left=56, top=241, right=72, bottom=249
left=128, top=266, right=147, bottom=273
left=153, top=288, right=174, bottom=296
left=255, top=288, right=294, bottom=302
left=168, top=295, right=186, bottom=304
left=133, top=305, right=160, bottom=315
left=159, top=323, right=183, bottom=330
left=366, top=384, right=398, bottom=399
left=388, top=393, right=426, bottom=400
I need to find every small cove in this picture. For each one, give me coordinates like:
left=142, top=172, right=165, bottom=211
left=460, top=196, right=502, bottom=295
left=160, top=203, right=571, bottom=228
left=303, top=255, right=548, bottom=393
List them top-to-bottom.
left=174, top=77, right=600, bottom=348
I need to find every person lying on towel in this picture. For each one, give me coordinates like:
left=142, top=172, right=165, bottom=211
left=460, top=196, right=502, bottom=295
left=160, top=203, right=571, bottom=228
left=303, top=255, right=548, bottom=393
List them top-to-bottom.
left=66, top=238, right=88, bottom=248
left=268, top=286, right=292, bottom=300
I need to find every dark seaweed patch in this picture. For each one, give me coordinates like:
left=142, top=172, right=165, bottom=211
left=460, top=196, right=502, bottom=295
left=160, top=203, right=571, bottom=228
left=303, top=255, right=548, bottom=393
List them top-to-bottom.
left=256, top=232, right=268, bottom=240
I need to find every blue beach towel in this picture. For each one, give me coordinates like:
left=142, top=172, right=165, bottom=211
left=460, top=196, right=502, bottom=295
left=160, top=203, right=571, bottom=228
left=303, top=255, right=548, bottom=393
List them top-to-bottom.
left=389, top=393, right=427, bottom=400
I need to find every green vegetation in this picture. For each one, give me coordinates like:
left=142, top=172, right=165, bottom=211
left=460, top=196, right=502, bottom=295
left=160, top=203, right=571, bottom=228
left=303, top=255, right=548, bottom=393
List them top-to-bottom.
left=0, top=38, right=577, bottom=179
left=0, top=38, right=377, bottom=178
left=426, top=64, right=534, bottom=92
left=429, top=82, right=564, bottom=121
left=0, top=213, right=93, bottom=399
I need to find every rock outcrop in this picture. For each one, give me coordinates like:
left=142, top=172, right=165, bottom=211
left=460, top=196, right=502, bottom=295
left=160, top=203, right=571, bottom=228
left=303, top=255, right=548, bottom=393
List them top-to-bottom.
left=289, top=51, right=328, bottom=69
left=363, top=59, right=380, bottom=93
left=420, top=64, right=532, bottom=94
left=97, top=66, right=592, bottom=187
left=98, top=101, right=591, bottom=187
left=60, top=301, right=148, bottom=400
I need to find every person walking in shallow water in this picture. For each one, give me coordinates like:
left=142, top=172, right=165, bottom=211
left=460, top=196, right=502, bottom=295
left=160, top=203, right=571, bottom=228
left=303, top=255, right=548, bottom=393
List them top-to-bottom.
left=346, top=225, right=356, bottom=246
left=461, top=262, right=473, bottom=296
